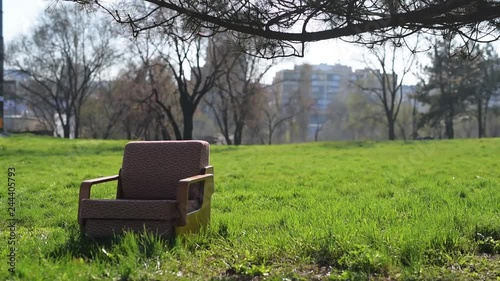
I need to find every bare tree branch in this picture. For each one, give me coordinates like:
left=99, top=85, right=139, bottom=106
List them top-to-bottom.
left=71, top=0, right=500, bottom=58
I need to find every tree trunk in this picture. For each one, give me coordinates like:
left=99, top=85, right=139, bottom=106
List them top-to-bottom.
left=154, top=90, right=183, bottom=140
left=482, top=95, right=491, bottom=138
left=412, top=96, right=418, bottom=139
left=477, top=99, right=484, bottom=138
left=182, top=103, right=194, bottom=140
left=222, top=112, right=232, bottom=145
left=74, top=114, right=80, bottom=139
left=444, top=114, right=454, bottom=139
left=388, top=118, right=396, bottom=140
left=125, top=120, right=132, bottom=140
left=233, top=121, right=244, bottom=145
left=398, top=121, right=407, bottom=141
left=63, top=122, right=71, bottom=138
left=160, top=123, right=171, bottom=140
left=268, top=125, right=274, bottom=145
left=314, top=125, right=321, bottom=142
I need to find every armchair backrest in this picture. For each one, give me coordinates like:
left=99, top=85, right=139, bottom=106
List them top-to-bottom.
left=119, top=140, right=209, bottom=200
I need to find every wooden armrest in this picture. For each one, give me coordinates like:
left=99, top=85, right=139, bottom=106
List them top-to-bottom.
left=176, top=173, right=214, bottom=226
left=179, top=174, right=213, bottom=184
left=78, top=175, right=119, bottom=226
left=79, top=175, right=119, bottom=201
left=82, top=175, right=120, bottom=185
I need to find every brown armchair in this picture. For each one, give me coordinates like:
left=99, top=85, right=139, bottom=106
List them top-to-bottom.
left=77, top=140, right=214, bottom=239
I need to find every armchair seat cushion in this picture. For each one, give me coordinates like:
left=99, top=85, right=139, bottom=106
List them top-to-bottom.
left=80, top=199, right=201, bottom=221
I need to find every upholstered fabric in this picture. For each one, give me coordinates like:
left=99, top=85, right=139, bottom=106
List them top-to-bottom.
left=120, top=141, right=209, bottom=200
left=79, top=199, right=201, bottom=220
left=84, top=219, right=175, bottom=238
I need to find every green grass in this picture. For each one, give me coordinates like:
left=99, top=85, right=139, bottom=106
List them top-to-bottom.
left=0, top=135, right=499, bottom=280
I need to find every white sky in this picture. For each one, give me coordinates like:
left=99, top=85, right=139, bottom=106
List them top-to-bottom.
left=3, top=0, right=428, bottom=85
left=4, top=0, right=45, bottom=41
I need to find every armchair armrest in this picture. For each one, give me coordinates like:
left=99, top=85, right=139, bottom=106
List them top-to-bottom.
left=176, top=173, right=214, bottom=226
left=78, top=175, right=119, bottom=225
left=79, top=175, right=120, bottom=202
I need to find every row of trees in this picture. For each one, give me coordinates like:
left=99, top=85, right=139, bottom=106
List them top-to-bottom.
left=7, top=4, right=500, bottom=143
left=7, top=4, right=298, bottom=144
left=7, top=6, right=118, bottom=138
left=317, top=39, right=500, bottom=142
left=282, top=40, right=500, bottom=142
left=417, top=41, right=500, bottom=139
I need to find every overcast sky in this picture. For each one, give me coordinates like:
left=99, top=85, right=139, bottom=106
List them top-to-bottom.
left=3, top=0, right=429, bottom=84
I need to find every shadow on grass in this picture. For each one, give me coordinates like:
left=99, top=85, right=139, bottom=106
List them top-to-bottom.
left=320, top=141, right=377, bottom=149
left=2, top=146, right=125, bottom=158
left=212, top=146, right=245, bottom=154
left=476, top=225, right=500, bottom=255
left=48, top=226, right=176, bottom=261
left=305, top=232, right=391, bottom=279
left=210, top=275, right=260, bottom=281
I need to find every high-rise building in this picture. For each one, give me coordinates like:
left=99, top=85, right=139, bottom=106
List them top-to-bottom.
left=272, top=63, right=353, bottom=141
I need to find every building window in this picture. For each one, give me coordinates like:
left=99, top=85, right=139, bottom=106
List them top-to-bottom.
left=327, top=73, right=341, bottom=81
left=311, top=74, right=322, bottom=80
left=327, top=80, right=340, bottom=87
left=312, top=85, right=324, bottom=93
left=326, top=85, right=339, bottom=93
left=313, top=92, right=323, bottom=100
left=315, top=99, right=330, bottom=110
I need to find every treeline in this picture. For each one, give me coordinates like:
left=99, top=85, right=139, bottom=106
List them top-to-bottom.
left=6, top=4, right=500, bottom=143
left=6, top=4, right=278, bottom=143
left=416, top=40, right=500, bottom=139
left=313, top=41, right=500, bottom=142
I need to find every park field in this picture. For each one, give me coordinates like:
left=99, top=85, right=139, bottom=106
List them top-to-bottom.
left=0, top=135, right=499, bottom=280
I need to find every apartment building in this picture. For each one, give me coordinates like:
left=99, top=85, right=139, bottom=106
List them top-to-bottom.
left=272, top=63, right=353, bottom=141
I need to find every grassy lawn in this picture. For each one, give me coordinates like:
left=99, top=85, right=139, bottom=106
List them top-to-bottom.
left=0, top=135, right=499, bottom=280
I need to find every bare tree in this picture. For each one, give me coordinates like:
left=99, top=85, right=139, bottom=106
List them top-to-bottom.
left=74, top=0, right=500, bottom=58
left=7, top=4, right=118, bottom=138
left=125, top=30, right=182, bottom=140
left=153, top=33, right=231, bottom=140
left=358, top=43, right=414, bottom=140
left=205, top=53, right=274, bottom=145
left=289, top=64, right=313, bottom=143
left=80, top=81, right=129, bottom=139
left=17, top=83, right=57, bottom=134
left=409, top=84, right=425, bottom=139
left=261, top=86, right=309, bottom=145
left=345, top=90, right=386, bottom=140
left=321, top=96, right=350, bottom=141
left=311, top=109, right=326, bottom=142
